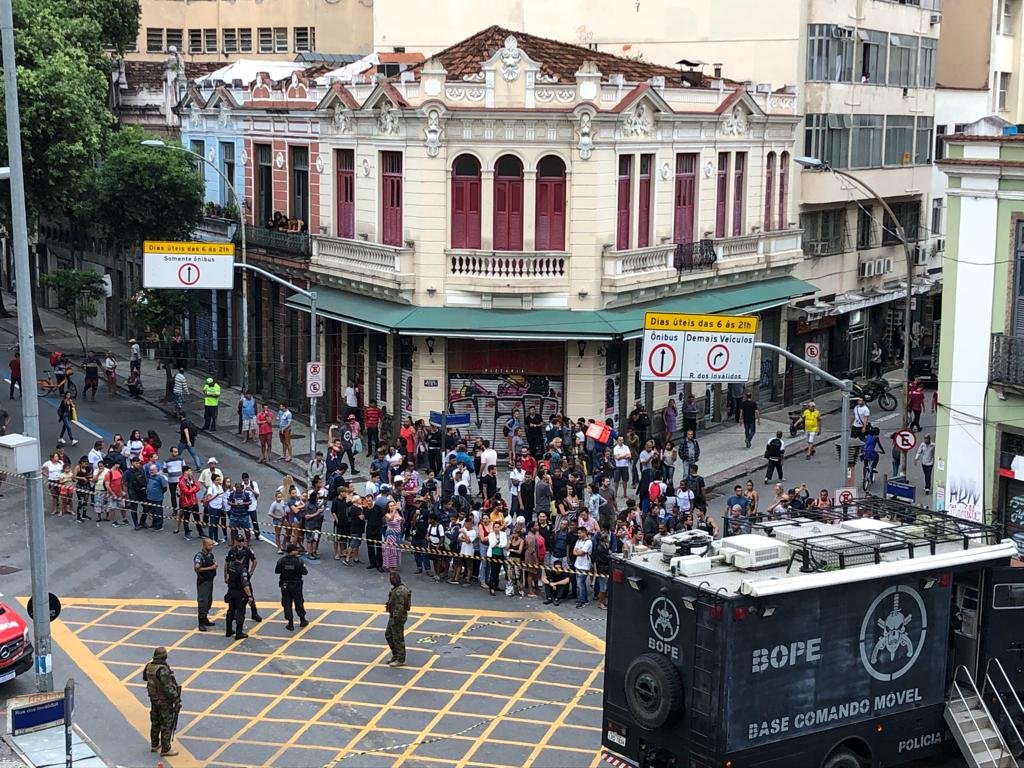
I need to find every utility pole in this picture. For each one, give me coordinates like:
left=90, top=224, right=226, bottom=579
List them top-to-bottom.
left=1, top=0, right=54, bottom=692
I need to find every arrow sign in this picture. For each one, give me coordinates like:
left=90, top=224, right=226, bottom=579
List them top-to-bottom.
left=177, top=262, right=201, bottom=286
left=646, top=343, right=677, bottom=379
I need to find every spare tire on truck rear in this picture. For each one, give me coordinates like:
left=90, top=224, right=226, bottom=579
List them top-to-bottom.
left=623, top=652, right=684, bottom=730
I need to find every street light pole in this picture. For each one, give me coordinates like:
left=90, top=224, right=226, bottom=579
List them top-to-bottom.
left=1, top=0, right=54, bottom=692
left=141, top=140, right=249, bottom=390
left=795, top=157, right=915, bottom=470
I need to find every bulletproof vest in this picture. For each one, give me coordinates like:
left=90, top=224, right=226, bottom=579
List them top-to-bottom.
left=279, top=556, right=302, bottom=582
left=226, top=560, right=246, bottom=590
left=145, top=661, right=168, bottom=701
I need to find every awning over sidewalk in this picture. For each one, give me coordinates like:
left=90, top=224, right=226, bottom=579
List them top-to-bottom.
left=285, top=276, right=816, bottom=340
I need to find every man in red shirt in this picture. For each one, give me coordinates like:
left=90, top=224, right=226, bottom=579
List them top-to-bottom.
left=8, top=351, right=20, bottom=399
left=908, top=378, right=925, bottom=432
left=363, top=399, right=382, bottom=457
left=256, top=404, right=274, bottom=463
left=517, top=445, right=537, bottom=477
left=104, top=461, right=128, bottom=526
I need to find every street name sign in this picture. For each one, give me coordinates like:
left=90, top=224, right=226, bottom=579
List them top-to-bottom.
left=143, top=241, right=235, bottom=289
left=640, top=312, right=758, bottom=383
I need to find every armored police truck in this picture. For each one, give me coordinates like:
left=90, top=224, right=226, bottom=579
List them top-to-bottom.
left=602, top=504, right=1024, bottom=768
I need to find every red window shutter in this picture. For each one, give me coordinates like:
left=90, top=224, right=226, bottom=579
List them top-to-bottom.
left=336, top=149, right=354, bottom=239
left=381, top=151, right=403, bottom=247
left=732, top=152, right=746, bottom=237
left=763, top=152, right=776, bottom=233
left=778, top=152, right=790, bottom=231
left=673, top=153, right=696, bottom=245
left=715, top=153, right=729, bottom=238
left=638, top=154, right=652, bottom=248
left=616, top=155, right=632, bottom=250
left=494, top=172, right=523, bottom=252
left=550, top=177, right=565, bottom=250
left=466, top=178, right=481, bottom=248
left=509, top=178, right=523, bottom=251
left=451, top=180, right=467, bottom=248
left=494, top=181, right=509, bottom=251
left=536, top=182, right=550, bottom=250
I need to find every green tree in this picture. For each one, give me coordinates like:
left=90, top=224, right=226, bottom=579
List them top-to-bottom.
left=88, top=127, right=205, bottom=248
left=39, top=269, right=107, bottom=357
left=128, top=289, right=201, bottom=400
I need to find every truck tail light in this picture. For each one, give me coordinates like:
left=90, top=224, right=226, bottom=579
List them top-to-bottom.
left=611, top=568, right=624, bottom=584
left=937, top=573, right=951, bottom=588
left=709, top=605, right=724, bottom=621
left=733, top=606, right=748, bottom=621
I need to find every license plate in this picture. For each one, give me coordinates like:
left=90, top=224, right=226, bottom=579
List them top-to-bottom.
left=0, top=668, right=16, bottom=684
left=606, top=729, right=626, bottom=747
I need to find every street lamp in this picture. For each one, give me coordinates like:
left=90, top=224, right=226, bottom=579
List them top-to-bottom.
left=141, top=139, right=250, bottom=391
left=794, top=156, right=915, bottom=469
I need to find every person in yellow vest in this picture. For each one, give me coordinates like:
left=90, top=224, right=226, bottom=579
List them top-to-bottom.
left=202, top=378, right=221, bottom=432
left=802, top=401, right=821, bottom=459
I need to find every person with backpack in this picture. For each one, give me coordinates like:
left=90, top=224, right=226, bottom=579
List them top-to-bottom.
left=763, top=431, right=786, bottom=484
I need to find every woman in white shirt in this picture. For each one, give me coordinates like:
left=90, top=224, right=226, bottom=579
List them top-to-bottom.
left=124, top=430, right=145, bottom=461
left=41, top=453, right=65, bottom=514
left=204, top=476, right=226, bottom=544
left=450, top=518, right=478, bottom=585
left=486, top=521, right=509, bottom=596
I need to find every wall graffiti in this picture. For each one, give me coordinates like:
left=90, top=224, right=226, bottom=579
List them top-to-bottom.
left=447, top=373, right=563, bottom=456
left=947, top=479, right=982, bottom=523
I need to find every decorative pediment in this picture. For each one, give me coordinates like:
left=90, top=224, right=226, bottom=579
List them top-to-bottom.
left=479, top=34, right=542, bottom=84
left=284, top=71, right=310, bottom=100
left=250, top=72, right=273, bottom=100
left=361, top=82, right=410, bottom=136
left=316, top=83, right=360, bottom=134
left=611, top=84, right=674, bottom=139
left=178, top=85, right=208, bottom=111
left=205, top=86, right=239, bottom=111
left=715, top=90, right=765, bottom=138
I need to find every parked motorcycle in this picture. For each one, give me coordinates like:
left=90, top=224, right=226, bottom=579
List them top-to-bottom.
left=850, top=378, right=898, bottom=411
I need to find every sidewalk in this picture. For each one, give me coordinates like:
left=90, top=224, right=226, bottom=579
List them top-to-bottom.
left=6, top=296, right=901, bottom=493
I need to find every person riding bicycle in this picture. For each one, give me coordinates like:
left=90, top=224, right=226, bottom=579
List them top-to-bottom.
left=861, top=429, right=884, bottom=485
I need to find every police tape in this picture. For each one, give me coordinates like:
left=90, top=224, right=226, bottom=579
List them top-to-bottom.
left=413, top=614, right=607, bottom=645
left=322, top=689, right=603, bottom=766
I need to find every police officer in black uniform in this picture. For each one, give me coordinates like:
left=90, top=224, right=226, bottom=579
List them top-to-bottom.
left=225, top=533, right=263, bottom=622
left=193, top=538, right=217, bottom=631
left=275, top=543, right=309, bottom=631
left=224, top=549, right=253, bottom=641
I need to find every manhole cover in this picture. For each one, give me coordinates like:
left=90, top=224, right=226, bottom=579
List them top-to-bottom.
left=0, top=566, right=19, bottom=576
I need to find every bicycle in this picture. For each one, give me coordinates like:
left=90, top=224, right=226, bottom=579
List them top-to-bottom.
left=37, top=368, right=78, bottom=398
left=861, top=454, right=880, bottom=490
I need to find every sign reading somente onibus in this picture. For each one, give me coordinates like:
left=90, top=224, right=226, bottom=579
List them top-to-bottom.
left=142, top=240, right=235, bottom=290
left=640, top=312, right=758, bottom=383
left=725, top=576, right=950, bottom=752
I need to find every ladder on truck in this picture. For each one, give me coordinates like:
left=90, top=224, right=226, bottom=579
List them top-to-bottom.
left=687, top=600, right=721, bottom=768
left=945, top=661, right=1024, bottom=768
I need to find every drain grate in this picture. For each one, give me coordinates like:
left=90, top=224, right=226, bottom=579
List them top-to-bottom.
left=0, top=565, right=21, bottom=575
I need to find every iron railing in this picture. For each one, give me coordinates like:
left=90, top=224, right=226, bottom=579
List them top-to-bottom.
left=239, top=224, right=310, bottom=258
left=673, top=239, right=717, bottom=271
left=991, top=333, right=1024, bottom=387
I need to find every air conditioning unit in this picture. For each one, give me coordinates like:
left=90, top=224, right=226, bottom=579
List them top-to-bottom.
left=930, top=12, right=942, bottom=24
left=831, top=25, right=853, bottom=38
left=935, top=238, right=945, bottom=253
left=808, top=241, right=829, bottom=256
left=914, top=245, right=926, bottom=265
left=859, top=261, right=875, bottom=278
left=719, top=534, right=790, bottom=570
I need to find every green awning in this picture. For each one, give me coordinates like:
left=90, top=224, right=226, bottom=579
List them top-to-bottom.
left=286, top=276, right=817, bottom=339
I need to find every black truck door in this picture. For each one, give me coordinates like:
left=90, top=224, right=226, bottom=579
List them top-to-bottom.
left=979, top=566, right=1024, bottom=691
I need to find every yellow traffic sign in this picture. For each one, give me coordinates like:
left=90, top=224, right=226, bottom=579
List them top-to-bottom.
left=143, top=241, right=235, bottom=256
left=644, top=312, right=758, bottom=333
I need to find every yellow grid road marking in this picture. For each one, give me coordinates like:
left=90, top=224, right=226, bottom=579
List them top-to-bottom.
left=522, top=660, right=605, bottom=767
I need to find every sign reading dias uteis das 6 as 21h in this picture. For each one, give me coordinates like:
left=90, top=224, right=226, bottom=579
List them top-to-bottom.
left=142, top=241, right=235, bottom=290
left=640, top=312, right=758, bottom=383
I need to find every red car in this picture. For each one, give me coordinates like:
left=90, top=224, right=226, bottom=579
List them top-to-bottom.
left=0, top=601, right=33, bottom=684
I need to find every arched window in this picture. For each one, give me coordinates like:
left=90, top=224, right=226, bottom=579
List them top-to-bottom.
left=778, top=151, right=790, bottom=231
left=764, top=152, right=776, bottom=232
left=451, top=154, right=481, bottom=249
left=493, top=155, right=524, bottom=251
left=535, top=155, right=566, bottom=250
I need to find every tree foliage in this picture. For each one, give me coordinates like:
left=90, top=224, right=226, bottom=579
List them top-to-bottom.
left=89, top=127, right=205, bottom=248
left=40, top=269, right=107, bottom=356
left=129, top=288, right=200, bottom=336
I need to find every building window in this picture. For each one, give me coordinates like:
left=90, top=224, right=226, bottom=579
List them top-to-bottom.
left=1000, top=0, right=1017, bottom=34
left=806, top=24, right=853, bottom=82
left=258, top=27, right=273, bottom=54
left=274, top=27, right=288, bottom=53
left=294, top=27, right=316, bottom=52
left=146, top=28, right=163, bottom=53
left=166, top=28, right=182, bottom=52
left=205, top=28, right=217, bottom=53
left=223, top=28, right=238, bottom=53
left=239, top=28, right=252, bottom=53
left=189, top=29, right=203, bottom=54
left=856, top=29, right=887, bottom=83
left=887, top=34, right=918, bottom=88
left=919, top=37, right=937, bottom=88
left=999, top=71, right=1012, bottom=111
left=804, top=114, right=850, bottom=169
left=851, top=114, right=883, bottom=168
left=884, top=116, right=914, bottom=166
left=915, top=117, right=933, bottom=164
left=934, top=124, right=947, bottom=161
left=189, top=140, right=205, bottom=176
left=220, top=142, right=235, bottom=206
left=256, top=144, right=273, bottom=227
left=291, top=146, right=308, bottom=225
left=336, top=149, right=355, bottom=239
left=381, top=151, right=404, bottom=247
left=715, top=152, right=729, bottom=238
left=732, top=152, right=747, bottom=236
left=764, top=152, right=776, bottom=232
left=778, top=152, right=789, bottom=231
left=673, top=153, right=698, bottom=244
left=450, top=154, right=481, bottom=249
left=493, top=154, right=524, bottom=251
left=638, top=154, right=653, bottom=248
left=535, top=155, right=566, bottom=251
left=616, top=155, right=632, bottom=250
left=931, top=198, right=943, bottom=237
left=882, top=200, right=921, bottom=244
left=856, top=205, right=875, bottom=250
left=801, top=208, right=847, bottom=255
left=1016, top=221, right=1024, bottom=335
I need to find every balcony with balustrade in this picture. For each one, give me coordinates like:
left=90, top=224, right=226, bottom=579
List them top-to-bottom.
left=241, top=224, right=311, bottom=259
left=712, top=228, right=804, bottom=274
left=311, top=234, right=415, bottom=297
left=601, top=240, right=717, bottom=293
left=445, top=249, right=569, bottom=293
left=991, top=333, right=1024, bottom=390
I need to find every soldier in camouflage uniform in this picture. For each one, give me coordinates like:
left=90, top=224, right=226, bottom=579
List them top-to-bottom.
left=385, top=571, right=412, bottom=667
left=143, top=646, right=181, bottom=757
